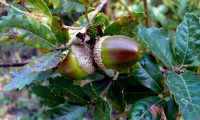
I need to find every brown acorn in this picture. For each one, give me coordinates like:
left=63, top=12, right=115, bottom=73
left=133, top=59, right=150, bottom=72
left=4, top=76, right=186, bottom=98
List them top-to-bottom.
left=93, top=35, right=143, bottom=71
left=58, top=43, right=94, bottom=80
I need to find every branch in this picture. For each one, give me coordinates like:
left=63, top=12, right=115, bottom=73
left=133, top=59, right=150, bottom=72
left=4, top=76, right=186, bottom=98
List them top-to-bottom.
left=89, top=0, right=108, bottom=23
left=119, top=0, right=131, bottom=14
left=143, top=0, right=150, bottom=27
left=62, top=24, right=83, bottom=30
left=0, top=62, right=28, bottom=67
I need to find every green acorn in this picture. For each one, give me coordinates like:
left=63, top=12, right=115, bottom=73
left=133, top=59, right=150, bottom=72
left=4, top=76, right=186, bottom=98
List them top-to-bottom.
left=93, top=35, right=143, bottom=71
left=58, top=43, right=94, bottom=80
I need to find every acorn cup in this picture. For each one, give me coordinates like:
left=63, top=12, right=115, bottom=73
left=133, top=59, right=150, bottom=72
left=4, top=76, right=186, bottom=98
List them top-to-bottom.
left=93, top=35, right=143, bottom=71
left=58, top=43, right=95, bottom=80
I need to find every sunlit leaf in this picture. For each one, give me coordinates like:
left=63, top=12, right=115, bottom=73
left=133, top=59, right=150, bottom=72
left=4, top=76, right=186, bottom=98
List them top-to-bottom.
left=26, top=0, right=52, bottom=23
left=104, top=12, right=145, bottom=37
left=0, top=14, right=57, bottom=50
left=51, top=16, right=70, bottom=44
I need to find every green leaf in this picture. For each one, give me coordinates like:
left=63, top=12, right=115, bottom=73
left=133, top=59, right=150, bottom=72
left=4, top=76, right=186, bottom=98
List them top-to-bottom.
left=12, top=0, right=20, bottom=4
left=26, top=0, right=52, bottom=23
left=47, top=0, right=62, bottom=9
left=62, top=0, right=85, bottom=13
left=92, top=12, right=109, bottom=27
left=104, top=12, right=145, bottom=37
left=174, top=13, right=200, bottom=67
left=0, top=14, right=57, bottom=50
left=51, top=16, right=70, bottom=44
left=138, top=26, right=174, bottom=69
left=4, top=51, right=62, bottom=90
left=131, top=54, right=164, bottom=92
left=167, top=70, right=200, bottom=120
left=85, top=71, right=105, bottom=80
left=117, top=73, right=158, bottom=104
left=49, top=76, right=91, bottom=105
left=83, top=79, right=109, bottom=99
left=108, top=82, right=126, bottom=112
left=32, top=85, right=65, bottom=107
left=128, top=96, right=165, bottom=120
left=93, top=97, right=111, bottom=120
left=164, top=98, right=179, bottom=120
left=47, top=102, right=87, bottom=120
left=49, top=104, right=87, bottom=120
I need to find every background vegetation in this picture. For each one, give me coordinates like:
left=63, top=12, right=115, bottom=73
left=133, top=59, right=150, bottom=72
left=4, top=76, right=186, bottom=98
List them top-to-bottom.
left=0, top=0, right=199, bottom=120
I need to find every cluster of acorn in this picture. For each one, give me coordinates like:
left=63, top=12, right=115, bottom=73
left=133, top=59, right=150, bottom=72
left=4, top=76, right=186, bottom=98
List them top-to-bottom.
left=58, top=35, right=143, bottom=80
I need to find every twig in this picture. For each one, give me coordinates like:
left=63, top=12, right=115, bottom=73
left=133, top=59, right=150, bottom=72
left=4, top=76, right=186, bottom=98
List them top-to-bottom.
left=85, top=0, right=91, bottom=24
left=89, top=0, right=108, bottom=23
left=143, top=0, right=150, bottom=27
left=62, top=24, right=83, bottom=30
left=0, top=62, right=28, bottom=67
left=113, top=71, right=119, bottom=80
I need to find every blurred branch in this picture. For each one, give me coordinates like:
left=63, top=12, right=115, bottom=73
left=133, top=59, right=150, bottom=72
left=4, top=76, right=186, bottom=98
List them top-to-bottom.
left=85, top=0, right=91, bottom=24
left=119, top=0, right=131, bottom=14
left=143, top=0, right=150, bottom=27
left=0, top=62, right=28, bottom=67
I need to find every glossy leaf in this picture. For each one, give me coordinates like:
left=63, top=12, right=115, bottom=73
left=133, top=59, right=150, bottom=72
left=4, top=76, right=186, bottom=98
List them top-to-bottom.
left=92, top=12, right=109, bottom=27
left=104, top=12, right=145, bottom=37
left=174, top=13, right=200, bottom=67
left=0, top=14, right=57, bottom=50
left=51, top=16, right=70, bottom=44
left=138, top=26, right=174, bottom=69
left=4, top=51, right=62, bottom=90
left=131, top=54, right=164, bottom=92
left=167, top=70, right=200, bottom=120
left=117, top=74, right=158, bottom=104
left=49, top=76, right=91, bottom=105
left=83, top=79, right=109, bottom=99
left=108, top=82, right=126, bottom=112
left=32, top=85, right=65, bottom=107
left=128, top=96, right=165, bottom=120
left=93, top=97, right=111, bottom=120
left=164, top=98, right=179, bottom=120
left=49, top=104, right=87, bottom=120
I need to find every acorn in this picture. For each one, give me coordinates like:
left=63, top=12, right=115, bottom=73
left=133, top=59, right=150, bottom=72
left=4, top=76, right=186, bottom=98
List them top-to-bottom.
left=93, top=35, right=143, bottom=71
left=58, top=43, right=94, bottom=80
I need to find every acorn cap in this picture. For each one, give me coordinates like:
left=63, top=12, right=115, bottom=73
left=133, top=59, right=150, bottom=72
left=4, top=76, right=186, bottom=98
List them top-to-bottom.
left=93, top=35, right=142, bottom=71
left=58, top=43, right=94, bottom=79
